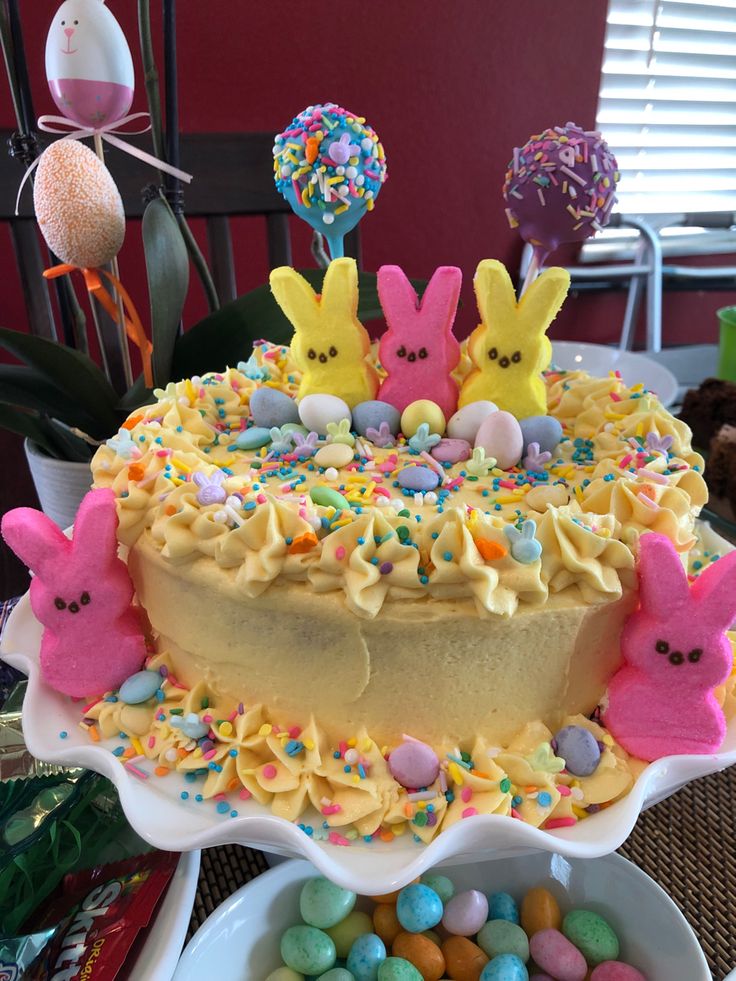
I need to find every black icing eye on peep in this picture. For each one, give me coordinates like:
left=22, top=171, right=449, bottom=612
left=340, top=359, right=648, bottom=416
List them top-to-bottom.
left=328, top=346, right=338, bottom=358
left=397, top=346, right=407, bottom=358
left=419, top=347, right=428, bottom=359
left=489, top=347, right=498, bottom=360
left=308, top=348, right=317, bottom=360
left=512, top=350, right=522, bottom=363
left=81, top=592, right=91, bottom=606
left=54, top=597, right=66, bottom=610
left=655, top=640, right=669, bottom=654
left=688, top=648, right=702, bottom=663
left=669, top=651, right=684, bottom=665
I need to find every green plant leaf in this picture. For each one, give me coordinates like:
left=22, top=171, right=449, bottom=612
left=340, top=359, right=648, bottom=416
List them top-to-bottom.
left=142, top=197, right=190, bottom=388
left=0, top=327, right=119, bottom=434
left=0, top=364, right=102, bottom=436
left=118, top=374, right=156, bottom=412
left=0, top=405, right=91, bottom=460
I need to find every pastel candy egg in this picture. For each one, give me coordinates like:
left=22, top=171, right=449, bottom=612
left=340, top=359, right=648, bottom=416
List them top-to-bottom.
left=34, top=140, right=124, bottom=269
left=250, top=387, right=300, bottom=428
left=299, top=394, right=351, bottom=435
left=353, top=400, right=401, bottom=437
left=400, top=400, right=446, bottom=438
left=448, top=401, right=498, bottom=442
left=474, top=412, right=523, bottom=471
left=519, top=416, right=563, bottom=456
left=281, top=423, right=310, bottom=436
left=235, top=426, right=272, bottom=450
left=431, top=438, right=471, bottom=464
left=315, top=443, right=355, bottom=469
left=396, top=466, right=440, bottom=492
left=525, top=484, right=569, bottom=512
left=310, top=486, right=350, bottom=510
left=119, top=670, right=161, bottom=704
left=554, top=726, right=602, bottom=777
left=388, top=740, right=440, bottom=789
left=420, top=874, right=455, bottom=904
left=300, top=877, right=357, bottom=929
left=396, top=884, right=443, bottom=933
left=520, top=887, right=561, bottom=937
left=442, top=890, right=489, bottom=937
left=488, top=892, right=520, bottom=924
left=373, top=904, right=402, bottom=946
left=326, top=910, right=373, bottom=958
left=562, top=910, right=619, bottom=966
left=477, top=920, right=529, bottom=962
left=281, top=925, right=336, bottom=976
left=529, top=929, right=587, bottom=981
left=392, top=932, right=445, bottom=981
left=346, top=933, right=386, bottom=981
left=441, top=936, right=489, bottom=981
left=480, top=954, right=529, bottom=981
left=377, top=958, right=423, bottom=981
left=590, top=963, right=646, bottom=981
left=265, top=969, right=304, bottom=981
left=317, top=971, right=356, bottom=980
left=529, top=976, right=555, bottom=981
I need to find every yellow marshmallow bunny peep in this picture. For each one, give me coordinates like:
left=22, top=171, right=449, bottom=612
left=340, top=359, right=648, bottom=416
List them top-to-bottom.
left=269, top=257, right=379, bottom=408
left=459, top=259, right=570, bottom=418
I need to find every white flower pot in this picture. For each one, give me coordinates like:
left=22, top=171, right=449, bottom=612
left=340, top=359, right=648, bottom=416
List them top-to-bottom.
left=24, top=439, right=91, bottom=529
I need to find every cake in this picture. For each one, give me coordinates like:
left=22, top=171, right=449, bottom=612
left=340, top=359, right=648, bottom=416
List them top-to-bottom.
left=679, top=377, right=736, bottom=450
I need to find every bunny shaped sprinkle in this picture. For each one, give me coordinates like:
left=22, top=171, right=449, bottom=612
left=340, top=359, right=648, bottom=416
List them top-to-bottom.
left=269, top=257, right=378, bottom=408
left=459, top=259, right=570, bottom=419
left=377, top=264, right=462, bottom=417
left=1, top=488, right=146, bottom=697
left=603, top=532, right=736, bottom=761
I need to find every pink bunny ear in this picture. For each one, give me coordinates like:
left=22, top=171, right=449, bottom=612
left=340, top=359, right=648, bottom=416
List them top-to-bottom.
left=378, top=265, right=461, bottom=340
left=71, top=488, right=120, bottom=561
left=1, top=507, right=71, bottom=578
left=637, top=533, right=690, bottom=619
left=690, top=549, right=736, bottom=632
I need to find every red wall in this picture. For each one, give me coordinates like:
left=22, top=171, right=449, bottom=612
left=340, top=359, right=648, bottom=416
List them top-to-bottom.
left=1, top=0, right=733, bottom=349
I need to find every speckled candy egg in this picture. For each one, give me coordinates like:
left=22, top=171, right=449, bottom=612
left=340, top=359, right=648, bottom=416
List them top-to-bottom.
left=34, top=139, right=125, bottom=269
left=249, top=387, right=300, bottom=428
left=298, top=394, right=351, bottom=435
left=353, top=400, right=401, bottom=437
left=400, top=400, right=446, bottom=438
left=447, top=400, right=498, bottom=442
left=474, top=412, right=523, bottom=470
left=519, top=416, right=563, bottom=456
left=554, top=725, right=602, bottom=777
left=388, top=740, right=440, bottom=789
left=420, top=874, right=455, bottom=904
left=300, top=877, right=356, bottom=929
left=396, top=884, right=443, bottom=933
left=442, top=890, right=489, bottom=937
left=488, top=892, right=520, bottom=924
left=373, top=904, right=402, bottom=946
left=326, top=910, right=373, bottom=958
left=562, top=910, right=619, bottom=966
left=477, top=920, right=529, bottom=963
left=280, top=925, right=336, bottom=975
left=529, top=929, right=587, bottom=981
left=346, top=932, right=387, bottom=981
left=392, top=932, right=445, bottom=981
left=441, top=936, right=489, bottom=981
left=480, top=954, right=529, bottom=981
left=377, top=958, right=423, bottom=981
left=590, top=964, right=646, bottom=981
left=318, top=970, right=356, bottom=981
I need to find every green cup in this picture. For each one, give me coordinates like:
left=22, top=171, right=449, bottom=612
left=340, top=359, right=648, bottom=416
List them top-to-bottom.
left=718, top=306, right=736, bottom=382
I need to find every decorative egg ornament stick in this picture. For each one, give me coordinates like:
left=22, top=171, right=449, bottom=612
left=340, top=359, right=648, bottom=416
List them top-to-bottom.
left=273, top=103, right=387, bottom=262
left=503, top=123, right=619, bottom=296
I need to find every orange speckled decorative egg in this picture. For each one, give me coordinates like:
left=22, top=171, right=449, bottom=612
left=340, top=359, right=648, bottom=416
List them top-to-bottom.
left=33, top=138, right=125, bottom=269
left=521, top=886, right=562, bottom=937
left=374, top=903, right=402, bottom=946
left=392, top=931, right=445, bottom=980
left=440, top=935, right=488, bottom=981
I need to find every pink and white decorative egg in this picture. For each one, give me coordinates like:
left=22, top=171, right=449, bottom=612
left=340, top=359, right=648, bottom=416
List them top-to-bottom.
left=45, top=0, right=134, bottom=128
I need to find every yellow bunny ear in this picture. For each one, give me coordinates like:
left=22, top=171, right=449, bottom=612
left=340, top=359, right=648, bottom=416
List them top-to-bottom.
left=320, top=257, right=359, bottom=321
left=473, top=259, right=518, bottom=329
left=269, top=266, right=320, bottom=329
left=519, top=266, right=570, bottom=333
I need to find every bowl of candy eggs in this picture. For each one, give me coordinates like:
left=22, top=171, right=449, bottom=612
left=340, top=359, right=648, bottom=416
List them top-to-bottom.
left=174, top=851, right=709, bottom=981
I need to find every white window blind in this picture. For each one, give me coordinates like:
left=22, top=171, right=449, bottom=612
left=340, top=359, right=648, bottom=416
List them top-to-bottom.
left=597, top=0, right=736, bottom=214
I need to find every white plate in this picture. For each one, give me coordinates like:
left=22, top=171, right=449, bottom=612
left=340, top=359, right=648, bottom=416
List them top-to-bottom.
left=551, top=341, right=679, bottom=407
left=173, top=854, right=709, bottom=981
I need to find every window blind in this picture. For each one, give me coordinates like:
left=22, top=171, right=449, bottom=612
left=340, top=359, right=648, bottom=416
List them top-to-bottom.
left=597, top=0, right=736, bottom=213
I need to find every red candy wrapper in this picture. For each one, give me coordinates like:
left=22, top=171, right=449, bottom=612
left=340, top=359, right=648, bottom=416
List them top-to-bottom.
left=25, top=851, right=179, bottom=980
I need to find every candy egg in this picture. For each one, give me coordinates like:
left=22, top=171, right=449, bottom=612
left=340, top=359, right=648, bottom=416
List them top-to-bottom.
left=45, top=0, right=134, bottom=128
left=33, top=139, right=124, bottom=269
left=250, top=387, right=300, bottom=428
left=299, top=394, right=351, bottom=435
left=400, top=400, right=446, bottom=438
left=353, top=401, right=401, bottom=438
left=447, top=401, right=498, bottom=442
left=474, top=412, right=523, bottom=471
left=519, top=416, right=563, bottom=457
left=235, top=427, right=272, bottom=451
left=431, top=438, right=471, bottom=464
left=315, top=443, right=355, bottom=469
left=396, top=466, right=440, bottom=493
left=524, top=484, right=569, bottom=512
left=310, top=486, right=350, bottom=510
left=118, top=670, right=161, bottom=705
left=554, top=726, right=602, bottom=777
left=388, top=740, right=440, bottom=790
left=420, top=874, right=455, bottom=904
left=300, top=877, right=357, bottom=929
left=396, top=884, right=443, bottom=933
left=520, top=887, right=561, bottom=937
left=442, top=890, right=489, bottom=937
left=488, top=892, right=520, bottom=924
left=373, top=904, right=402, bottom=946
left=326, top=910, right=373, bottom=958
left=562, top=910, right=619, bottom=966
left=477, top=920, right=530, bottom=963
left=280, top=925, right=336, bottom=976
left=529, top=929, right=587, bottom=981
left=346, top=932, right=387, bottom=981
left=392, top=932, right=445, bottom=981
left=441, top=936, right=489, bottom=981
left=479, top=953, right=529, bottom=981
left=377, top=958, right=423, bottom=981
left=590, top=963, right=646, bottom=981
left=265, top=969, right=304, bottom=981
left=318, top=971, right=356, bottom=981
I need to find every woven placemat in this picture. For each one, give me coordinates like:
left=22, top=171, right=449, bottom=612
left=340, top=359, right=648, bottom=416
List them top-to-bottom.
left=187, top=767, right=736, bottom=979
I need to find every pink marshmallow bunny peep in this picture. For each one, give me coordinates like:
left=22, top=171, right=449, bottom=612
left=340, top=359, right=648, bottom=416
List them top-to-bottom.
left=377, top=264, right=462, bottom=417
left=1, top=487, right=146, bottom=697
left=604, top=532, right=736, bottom=761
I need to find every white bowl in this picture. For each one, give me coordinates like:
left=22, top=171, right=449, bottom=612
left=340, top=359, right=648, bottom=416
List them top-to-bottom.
left=550, top=341, right=679, bottom=407
left=132, top=849, right=200, bottom=978
left=173, top=854, right=709, bottom=981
